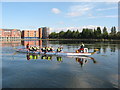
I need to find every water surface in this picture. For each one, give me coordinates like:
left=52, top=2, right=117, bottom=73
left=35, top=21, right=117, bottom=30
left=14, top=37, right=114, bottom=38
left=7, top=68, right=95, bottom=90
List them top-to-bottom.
left=1, top=40, right=119, bottom=88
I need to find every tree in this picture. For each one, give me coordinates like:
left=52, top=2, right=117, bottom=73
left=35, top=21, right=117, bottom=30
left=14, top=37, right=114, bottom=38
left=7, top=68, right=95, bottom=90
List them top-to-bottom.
left=109, top=26, right=117, bottom=39
left=96, top=27, right=102, bottom=39
left=102, top=27, right=108, bottom=39
left=64, top=29, right=72, bottom=39
left=75, top=30, right=80, bottom=39
left=59, top=31, right=65, bottom=39
left=116, top=31, right=120, bottom=39
left=49, top=32, right=59, bottom=38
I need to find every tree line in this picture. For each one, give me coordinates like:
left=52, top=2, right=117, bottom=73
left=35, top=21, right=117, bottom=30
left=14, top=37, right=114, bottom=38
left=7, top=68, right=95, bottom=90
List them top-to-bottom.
left=49, top=26, right=120, bottom=39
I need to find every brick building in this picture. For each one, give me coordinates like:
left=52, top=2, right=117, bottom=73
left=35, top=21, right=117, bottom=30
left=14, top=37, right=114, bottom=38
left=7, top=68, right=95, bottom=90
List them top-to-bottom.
left=21, top=27, right=50, bottom=39
left=42, top=27, right=50, bottom=39
left=0, top=29, right=21, bottom=40
left=21, top=30, right=39, bottom=39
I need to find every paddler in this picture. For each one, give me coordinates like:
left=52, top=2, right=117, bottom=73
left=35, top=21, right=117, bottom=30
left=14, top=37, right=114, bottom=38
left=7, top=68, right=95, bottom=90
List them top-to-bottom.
left=78, top=42, right=85, bottom=53
left=26, top=43, right=29, bottom=49
left=29, top=46, right=33, bottom=51
left=32, top=46, right=37, bottom=51
left=35, top=46, right=39, bottom=50
left=50, top=46, right=54, bottom=52
left=41, top=47, right=46, bottom=52
left=41, top=47, right=47, bottom=53
left=47, top=47, right=51, bottom=52
left=57, top=47, right=62, bottom=52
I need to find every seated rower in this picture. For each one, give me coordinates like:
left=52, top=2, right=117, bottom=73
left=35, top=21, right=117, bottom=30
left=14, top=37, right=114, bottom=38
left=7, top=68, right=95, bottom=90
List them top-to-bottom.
left=26, top=43, right=29, bottom=49
left=77, top=43, right=85, bottom=53
left=29, top=46, right=33, bottom=51
left=32, top=46, right=37, bottom=51
left=36, top=46, right=40, bottom=50
left=50, top=46, right=54, bottom=52
left=41, top=47, right=46, bottom=52
left=47, top=47, right=51, bottom=52
left=57, top=47, right=62, bottom=52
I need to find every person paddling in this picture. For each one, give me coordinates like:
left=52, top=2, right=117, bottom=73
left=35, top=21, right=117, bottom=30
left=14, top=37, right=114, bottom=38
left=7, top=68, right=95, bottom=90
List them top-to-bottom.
left=76, top=42, right=85, bottom=53
left=26, top=43, right=29, bottom=49
left=57, top=47, right=62, bottom=52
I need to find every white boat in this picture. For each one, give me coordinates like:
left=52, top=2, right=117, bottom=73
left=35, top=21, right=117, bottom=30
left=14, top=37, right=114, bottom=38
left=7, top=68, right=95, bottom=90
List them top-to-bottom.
left=16, top=48, right=98, bottom=56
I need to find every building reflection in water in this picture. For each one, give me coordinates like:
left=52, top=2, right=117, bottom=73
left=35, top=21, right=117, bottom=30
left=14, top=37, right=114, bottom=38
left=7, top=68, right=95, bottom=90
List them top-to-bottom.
left=0, top=40, right=21, bottom=47
left=12, top=40, right=118, bottom=54
left=21, top=40, right=43, bottom=48
left=21, top=40, right=50, bottom=48
left=26, top=54, right=97, bottom=67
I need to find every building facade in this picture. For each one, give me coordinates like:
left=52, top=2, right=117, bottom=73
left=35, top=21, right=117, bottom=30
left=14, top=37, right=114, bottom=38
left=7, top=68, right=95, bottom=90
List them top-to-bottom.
left=0, top=27, right=50, bottom=40
left=21, top=27, right=50, bottom=39
left=42, top=27, right=50, bottom=39
left=0, top=29, right=21, bottom=40
left=21, top=30, right=39, bottom=39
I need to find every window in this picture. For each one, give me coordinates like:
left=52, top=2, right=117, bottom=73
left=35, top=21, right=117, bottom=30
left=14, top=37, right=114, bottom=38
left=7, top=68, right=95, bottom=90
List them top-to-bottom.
left=0, top=31, right=2, bottom=35
left=27, top=31, right=29, bottom=37
left=34, top=31, right=36, bottom=37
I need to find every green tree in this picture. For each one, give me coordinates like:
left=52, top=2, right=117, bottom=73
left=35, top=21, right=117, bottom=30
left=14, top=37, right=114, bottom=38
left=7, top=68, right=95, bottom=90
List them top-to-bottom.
left=109, top=26, right=117, bottom=39
left=96, top=27, right=102, bottom=38
left=102, top=27, right=108, bottom=39
left=64, top=29, right=72, bottom=39
left=75, top=29, right=80, bottom=39
left=59, top=31, right=65, bottom=39
left=116, top=31, right=120, bottom=39
left=49, top=32, right=59, bottom=38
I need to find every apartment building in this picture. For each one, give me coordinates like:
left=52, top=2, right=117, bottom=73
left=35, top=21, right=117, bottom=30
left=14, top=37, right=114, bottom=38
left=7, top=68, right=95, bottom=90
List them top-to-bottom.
left=21, top=27, right=50, bottom=39
left=0, top=29, right=21, bottom=40
left=21, top=30, right=39, bottom=39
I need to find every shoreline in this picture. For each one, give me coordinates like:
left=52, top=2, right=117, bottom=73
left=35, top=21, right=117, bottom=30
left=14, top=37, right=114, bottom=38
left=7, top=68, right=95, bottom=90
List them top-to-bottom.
left=0, top=39, right=120, bottom=42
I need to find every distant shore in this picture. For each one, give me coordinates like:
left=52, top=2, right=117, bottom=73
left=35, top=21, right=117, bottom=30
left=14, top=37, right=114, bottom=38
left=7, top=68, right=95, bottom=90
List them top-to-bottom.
left=0, top=39, right=120, bottom=42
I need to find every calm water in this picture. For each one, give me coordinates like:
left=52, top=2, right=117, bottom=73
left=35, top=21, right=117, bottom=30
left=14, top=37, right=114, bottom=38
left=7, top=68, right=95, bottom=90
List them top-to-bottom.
left=1, top=40, right=119, bottom=88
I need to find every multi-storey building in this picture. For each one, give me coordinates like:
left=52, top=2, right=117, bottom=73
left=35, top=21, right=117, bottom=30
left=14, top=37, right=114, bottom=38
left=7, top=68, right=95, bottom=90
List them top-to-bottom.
left=0, top=27, right=50, bottom=40
left=21, top=27, right=50, bottom=39
left=42, top=27, right=50, bottom=39
left=0, top=29, right=21, bottom=40
left=21, top=30, right=39, bottom=39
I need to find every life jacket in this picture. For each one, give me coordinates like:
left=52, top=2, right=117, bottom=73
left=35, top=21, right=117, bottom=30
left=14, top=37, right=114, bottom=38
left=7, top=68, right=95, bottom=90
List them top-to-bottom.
left=36, top=46, right=39, bottom=50
left=29, top=47, right=33, bottom=51
left=33, top=47, right=37, bottom=50
left=42, top=47, right=46, bottom=50
left=47, top=48, right=51, bottom=51
left=50, top=48, right=53, bottom=51
left=57, top=48, right=61, bottom=52
left=30, top=55, right=33, bottom=59
left=33, top=55, right=37, bottom=59
left=42, top=56, right=46, bottom=59
left=47, top=56, right=51, bottom=60
left=57, top=57, right=62, bottom=61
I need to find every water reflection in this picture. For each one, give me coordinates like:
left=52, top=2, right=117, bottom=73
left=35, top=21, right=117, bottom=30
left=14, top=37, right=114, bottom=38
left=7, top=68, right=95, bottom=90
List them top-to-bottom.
left=0, top=40, right=21, bottom=47
left=0, top=40, right=119, bottom=54
left=2, top=40, right=118, bottom=88
left=21, top=40, right=43, bottom=48
left=26, top=53, right=97, bottom=67
left=41, top=55, right=52, bottom=61
left=76, top=57, right=97, bottom=67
